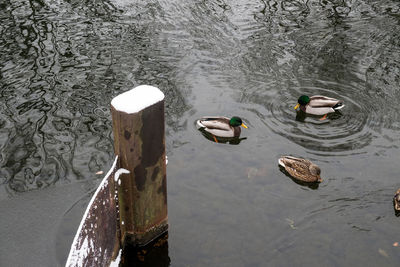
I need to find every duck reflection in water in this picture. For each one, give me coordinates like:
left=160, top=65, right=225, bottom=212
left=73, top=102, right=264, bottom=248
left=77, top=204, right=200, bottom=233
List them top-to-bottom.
left=295, top=109, right=343, bottom=122
left=198, top=128, right=247, bottom=144
left=278, top=168, right=320, bottom=190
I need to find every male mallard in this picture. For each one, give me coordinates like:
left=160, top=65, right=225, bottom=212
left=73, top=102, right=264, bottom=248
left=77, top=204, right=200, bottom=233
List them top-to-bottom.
left=294, top=95, right=344, bottom=118
left=196, top=116, right=248, bottom=139
left=278, top=156, right=322, bottom=183
left=394, top=188, right=400, bottom=211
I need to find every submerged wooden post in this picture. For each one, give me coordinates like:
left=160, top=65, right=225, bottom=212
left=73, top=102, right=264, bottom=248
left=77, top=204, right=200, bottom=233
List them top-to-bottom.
left=111, top=85, right=168, bottom=247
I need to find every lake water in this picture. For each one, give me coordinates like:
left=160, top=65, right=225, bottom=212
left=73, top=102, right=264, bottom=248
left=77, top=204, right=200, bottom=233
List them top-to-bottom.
left=1, top=0, right=400, bottom=266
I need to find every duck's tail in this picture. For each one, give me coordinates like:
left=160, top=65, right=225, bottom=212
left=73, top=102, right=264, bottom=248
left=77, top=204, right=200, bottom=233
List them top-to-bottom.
left=333, top=102, right=345, bottom=110
left=196, top=119, right=205, bottom=129
left=278, top=158, right=286, bottom=168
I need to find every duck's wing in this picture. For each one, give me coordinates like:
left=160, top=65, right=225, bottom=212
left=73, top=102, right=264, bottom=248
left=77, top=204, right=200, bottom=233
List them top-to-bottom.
left=306, top=95, right=345, bottom=115
left=309, top=95, right=343, bottom=108
left=305, top=105, right=335, bottom=115
left=197, top=117, right=231, bottom=131
left=204, top=128, right=236, bottom=138
left=279, top=156, right=310, bottom=168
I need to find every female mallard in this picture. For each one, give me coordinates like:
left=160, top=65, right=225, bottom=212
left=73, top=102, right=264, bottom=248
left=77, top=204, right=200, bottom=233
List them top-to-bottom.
left=294, top=95, right=344, bottom=118
left=196, top=116, right=248, bottom=139
left=278, top=156, right=322, bottom=183
left=394, top=188, right=400, bottom=212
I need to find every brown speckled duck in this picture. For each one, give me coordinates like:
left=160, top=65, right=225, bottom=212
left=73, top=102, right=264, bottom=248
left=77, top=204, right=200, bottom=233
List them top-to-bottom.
left=278, top=156, right=322, bottom=183
left=394, top=188, right=400, bottom=211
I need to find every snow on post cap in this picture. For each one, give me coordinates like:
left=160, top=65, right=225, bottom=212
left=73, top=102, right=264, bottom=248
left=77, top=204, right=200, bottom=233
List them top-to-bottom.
left=111, top=85, right=164, bottom=114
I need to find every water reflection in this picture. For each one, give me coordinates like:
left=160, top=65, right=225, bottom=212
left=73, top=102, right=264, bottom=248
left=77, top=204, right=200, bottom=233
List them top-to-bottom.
left=0, top=0, right=191, bottom=195
left=1, top=0, right=400, bottom=266
left=227, top=0, right=400, bottom=156
left=295, top=109, right=344, bottom=123
left=198, top=128, right=247, bottom=145
left=121, top=232, right=170, bottom=267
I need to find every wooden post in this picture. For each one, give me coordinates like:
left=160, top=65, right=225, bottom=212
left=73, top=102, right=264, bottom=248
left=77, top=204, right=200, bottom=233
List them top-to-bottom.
left=111, top=85, right=168, bottom=247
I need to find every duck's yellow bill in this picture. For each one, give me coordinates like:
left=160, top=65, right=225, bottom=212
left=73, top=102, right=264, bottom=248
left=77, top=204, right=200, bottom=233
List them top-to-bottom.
left=294, top=103, right=300, bottom=110
left=241, top=123, right=248, bottom=129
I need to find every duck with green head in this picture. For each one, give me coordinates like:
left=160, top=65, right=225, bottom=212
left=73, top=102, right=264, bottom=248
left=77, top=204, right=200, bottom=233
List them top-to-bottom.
left=294, top=95, right=344, bottom=117
left=196, top=116, right=248, bottom=139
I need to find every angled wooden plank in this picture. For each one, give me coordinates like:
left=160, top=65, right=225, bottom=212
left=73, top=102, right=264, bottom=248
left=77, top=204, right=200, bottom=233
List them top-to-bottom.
left=66, top=157, right=129, bottom=267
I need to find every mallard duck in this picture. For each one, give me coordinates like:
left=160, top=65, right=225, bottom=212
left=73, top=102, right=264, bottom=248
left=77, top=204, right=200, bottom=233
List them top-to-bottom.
left=294, top=95, right=344, bottom=117
left=196, top=116, right=248, bottom=138
left=278, top=156, right=322, bottom=183
left=394, top=188, right=400, bottom=211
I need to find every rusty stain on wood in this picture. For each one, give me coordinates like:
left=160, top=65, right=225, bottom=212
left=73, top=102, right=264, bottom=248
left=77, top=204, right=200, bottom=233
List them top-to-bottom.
left=124, top=130, right=131, bottom=140
left=134, top=165, right=147, bottom=191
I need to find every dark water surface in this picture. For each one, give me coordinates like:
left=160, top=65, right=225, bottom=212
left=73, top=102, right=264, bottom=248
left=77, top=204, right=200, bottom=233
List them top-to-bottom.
left=1, top=0, right=400, bottom=266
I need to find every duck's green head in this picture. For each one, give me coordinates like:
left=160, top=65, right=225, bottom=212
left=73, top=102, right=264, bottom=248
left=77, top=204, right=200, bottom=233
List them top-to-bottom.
left=294, top=95, right=310, bottom=109
left=230, top=116, right=248, bottom=128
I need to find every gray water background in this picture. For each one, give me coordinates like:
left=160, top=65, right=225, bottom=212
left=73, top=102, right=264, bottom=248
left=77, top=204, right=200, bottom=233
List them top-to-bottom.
left=1, top=0, right=400, bottom=266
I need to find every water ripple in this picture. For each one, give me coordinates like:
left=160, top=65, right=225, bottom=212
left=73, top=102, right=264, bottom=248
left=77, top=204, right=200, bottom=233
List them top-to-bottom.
left=0, top=0, right=190, bottom=194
